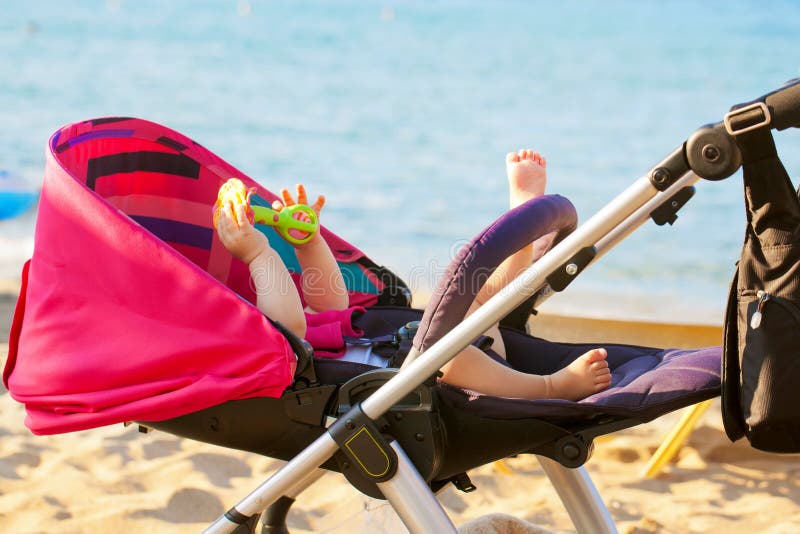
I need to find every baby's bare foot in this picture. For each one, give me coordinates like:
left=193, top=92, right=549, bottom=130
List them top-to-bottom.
left=506, top=149, right=547, bottom=209
left=545, top=348, right=611, bottom=401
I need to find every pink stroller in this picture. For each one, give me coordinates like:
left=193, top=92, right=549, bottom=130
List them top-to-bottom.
left=5, top=79, right=800, bottom=533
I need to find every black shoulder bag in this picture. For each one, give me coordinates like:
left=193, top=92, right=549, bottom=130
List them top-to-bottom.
left=722, top=126, right=800, bottom=453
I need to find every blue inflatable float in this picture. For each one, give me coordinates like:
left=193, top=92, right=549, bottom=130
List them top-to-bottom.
left=0, top=169, right=39, bottom=220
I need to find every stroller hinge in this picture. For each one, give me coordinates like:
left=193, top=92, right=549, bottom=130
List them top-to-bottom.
left=685, top=122, right=742, bottom=181
left=649, top=145, right=690, bottom=191
left=547, top=246, right=596, bottom=292
left=329, top=403, right=398, bottom=483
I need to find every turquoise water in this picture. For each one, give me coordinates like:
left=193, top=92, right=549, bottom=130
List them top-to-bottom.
left=2, top=1, right=800, bottom=323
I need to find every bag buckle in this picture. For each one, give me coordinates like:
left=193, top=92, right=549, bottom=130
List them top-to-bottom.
left=724, top=101, right=771, bottom=136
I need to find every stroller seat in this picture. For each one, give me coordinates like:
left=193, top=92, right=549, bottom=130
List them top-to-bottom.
left=4, top=117, right=721, bottom=529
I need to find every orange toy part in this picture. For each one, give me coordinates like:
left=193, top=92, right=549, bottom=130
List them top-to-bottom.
left=213, top=178, right=255, bottom=229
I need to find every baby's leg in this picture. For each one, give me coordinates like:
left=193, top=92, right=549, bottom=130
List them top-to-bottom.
left=445, top=149, right=611, bottom=401
left=471, top=149, right=549, bottom=357
left=493, top=149, right=548, bottom=282
left=506, top=149, right=547, bottom=208
left=439, top=345, right=611, bottom=401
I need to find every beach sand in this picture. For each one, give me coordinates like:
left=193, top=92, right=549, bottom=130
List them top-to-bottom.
left=1, top=292, right=798, bottom=533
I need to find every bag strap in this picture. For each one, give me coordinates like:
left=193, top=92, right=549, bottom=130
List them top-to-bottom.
left=734, top=127, right=800, bottom=295
left=737, top=128, right=800, bottom=232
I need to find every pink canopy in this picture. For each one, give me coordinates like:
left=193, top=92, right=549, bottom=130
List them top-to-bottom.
left=4, top=118, right=387, bottom=435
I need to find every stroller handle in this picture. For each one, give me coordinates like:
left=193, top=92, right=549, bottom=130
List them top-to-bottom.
left=734, top=77, right=800, bottom=132
left=659, top=79, right=800, bottom=186
left=412, top=194, right=578, bottom=353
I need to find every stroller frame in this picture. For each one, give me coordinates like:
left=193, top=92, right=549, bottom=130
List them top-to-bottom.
left=205, top=81, right=800, bottom=534
left=207, top=170, right=692, bottom=534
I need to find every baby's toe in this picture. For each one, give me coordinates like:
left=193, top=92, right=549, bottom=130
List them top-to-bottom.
left=584, top=348, right=608, bottom=364
left=595, top=368, right=612, bottom=384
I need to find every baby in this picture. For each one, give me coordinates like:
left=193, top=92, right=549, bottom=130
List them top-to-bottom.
left=214, top=151, right=611, bottom=402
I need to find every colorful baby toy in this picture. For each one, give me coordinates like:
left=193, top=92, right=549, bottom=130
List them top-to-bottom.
left=214, top=177, right=318, bottom=245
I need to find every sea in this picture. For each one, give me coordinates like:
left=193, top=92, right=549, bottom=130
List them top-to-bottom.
left=1, top=0, right=799, bottom=324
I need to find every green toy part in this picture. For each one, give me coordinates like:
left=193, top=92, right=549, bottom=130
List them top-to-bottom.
left=252, top=204, right=318, bottom=245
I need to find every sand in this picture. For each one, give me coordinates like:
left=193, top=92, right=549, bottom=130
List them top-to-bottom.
left=1, top=292, right=799, bottom=533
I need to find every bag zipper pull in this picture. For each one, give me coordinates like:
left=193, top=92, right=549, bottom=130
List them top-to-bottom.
left=750, top=290, right=771, bottom=329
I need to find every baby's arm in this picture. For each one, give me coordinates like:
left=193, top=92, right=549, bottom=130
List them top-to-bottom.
left=277, top=185, right=349, bottom=312
left=216, top=201, right=307, bottom=339
left=295, top=236, right=348, bottom=312
left=249, top=247, right=307, bottom=339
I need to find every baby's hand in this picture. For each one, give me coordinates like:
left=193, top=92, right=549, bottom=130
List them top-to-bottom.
left=272, top=184, right=325, bottom=246
left=215, top=200, right=270, bottom=264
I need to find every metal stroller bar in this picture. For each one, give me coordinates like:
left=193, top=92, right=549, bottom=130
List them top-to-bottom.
left=526, top=170, right=700, bottom=319
left=593, top=171, right=700, bottom=263
left=402, top=174, right=666, bottom=369
left=363, top=177, right=661, bottom=418
left=207, top=434, right=341, bottom=532
left=377, top=441, right=459, bottom=533
left=537, top=455, right=616, bottom=533
left=260, top=468, right=327, bottom=533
